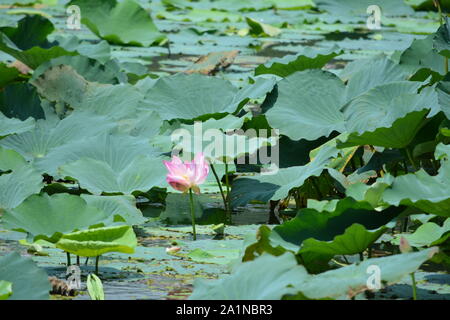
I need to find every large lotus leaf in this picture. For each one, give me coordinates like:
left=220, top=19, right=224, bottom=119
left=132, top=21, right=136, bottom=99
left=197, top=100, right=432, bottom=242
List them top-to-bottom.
left=69, top=0, right=166, bottom=47
left=315, top=0, right=414, bottom=17
left=0, top=14, right=53, bottom=50
left=433, top=18, right=450, bottom=58
left=0, top=33, right=75, bottom=69
left=54, top=35, right=111, bottom=64
left=400, top=35, right=447, bottom=75
left=255, top=46, right=341, bottom=78
left=33, top=55, right=127, bottom=85
left=342, top=56, right=413, bottom=101
left=0, top=63, right=21, bottom=87
left=31, top=65, right=142, bottom=120
left=264, top=70, right=346, bottom=141
left=139, top=73, right=238, bottom=121
left=342, top=81, right=437, bottom=134
left=0, top=83, right=44, bottom=121
left=339, top=109, right=429, bottom=149
left=0, top=111, right=116, bottom=164
left=0, top=112, right=34, bottom=136
left=175, top=124, right=277, bottom=164
left=37, top=133, right=160, bottom=176
left=230, top=145, right=339, bottom=207
left=0, top=147, right=27, bottom=171
left=60, top=155, right=167, bottom=195
left=382, top=161, right=450, bottom=217
left=0, top=164, right=43, bottom=209
left=345, top=175, right=395, bottom=208
left=3, top=193, right=111, bottom=242
left=81, top=194, right=146, bottom=226
left=273, top=198, right=402, bottom=246
left=392, top=219, right=450, bottom=248
left=299, top=224, right=387, bottom=263
left=55, top=225, right=137, bottom=257
left=296, top=247, right=438, bottom=300
left=0, top=252, right=50, bottom=300
left=189, top=253, right=308, bottom=300
left=0, top=280, right=12, bottom=300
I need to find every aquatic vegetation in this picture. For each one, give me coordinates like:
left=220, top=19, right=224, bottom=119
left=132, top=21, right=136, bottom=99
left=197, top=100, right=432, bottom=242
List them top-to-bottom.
left=0, top=0, right=449, bottom=301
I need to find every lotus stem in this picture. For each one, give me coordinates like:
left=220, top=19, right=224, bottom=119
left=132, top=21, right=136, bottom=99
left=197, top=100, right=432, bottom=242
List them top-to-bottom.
left=405, top=148, right=417, bottom=171
left=210, top=163, right=228, bottom=214
left=224, top=163, right=232, bottom=223
left=189, top=188, right=197, bottom=240
left=66, top=252, right=71, bottom=266
left=359, top=252, right=364, bottom=261
left=76, top=256, right=80, bottom=266
left=95, top=256, right=100, bottom=275
left=85, top=257, right=89, bottom=265
left=411, top=273, right=418, bottom=300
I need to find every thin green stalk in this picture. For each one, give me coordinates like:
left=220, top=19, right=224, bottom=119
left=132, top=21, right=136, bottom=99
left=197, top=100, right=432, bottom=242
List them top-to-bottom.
left=405, top=148, right=417, bottom=171
left=210, top=163, right=228, bottom=213
left=224, top=163, right=232, bottom=222
left=189, top=188, right=197, bottom=240
left=66, top=252, right=71, bottom=266
left=359, top=252, right=364, bottom=262
left=76, top=255, right=80, bottom=266
left=95, top=256, right=100, bottom=275
left=85, top=257, right=89, bottom=265
left=411, top=273, right=418, bottom=300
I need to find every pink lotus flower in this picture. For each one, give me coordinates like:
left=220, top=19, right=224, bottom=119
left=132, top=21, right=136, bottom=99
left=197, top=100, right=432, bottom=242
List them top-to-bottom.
left=163, top=153, right=210, bottom=194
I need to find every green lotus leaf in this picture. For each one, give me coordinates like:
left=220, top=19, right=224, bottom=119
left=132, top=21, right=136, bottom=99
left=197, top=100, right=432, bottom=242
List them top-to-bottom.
left=69, top=0, right=166, bottom=47
left=245, top=17, right=281, bottom=37
left=433, top=18, right=450, bottom=58
left=0, top=33, right=75, bottom=70
left=54, top=35, right=112, bottom=64
left=400, top=35, right=446, bottom=75
left=255, top=46, right=342, bottom=78
left=33, top=55, right=127, bottom=85
left=342, top=55, right=413, bottom=101
left=0, top=62, right=21, bottom=87
left=31, top=65, right=142, bottom=120
left=264, top=70, right=346, bottom=141
left=139, top=73, right=238, bottom=121
left=437, top=80, right=450, bottom=119
left=342, top=82, right=439, bottom=135
left=0, top=83, right=44, bottom=120
left=0, top=111, right=116, bottom=165
left=0, top=112, right=34, bottom=137
left=37, top=133, right=159, bottom=177
left=230, top=145, right=339, bottom=207
left=0, top=146, right=27, bottom=171
left=60, top=154, right=166, bottom=195
left=0, top=158, right=43, bottom=209
left=382, top=158, right=450, bottom=217
left=346, top=175, right=395, bottom=208
left=3, top=193, right=111, bottom=242
left=81, top=194, right=146, bottom=226
left=273, top=198, right=402, bottom=246
left=392, top=219, right=450, bottom=248
left=298, top=224, right=387, bottom=267
left=56, top=225, right=137, bottom=257
left=296, top=247, right=439, bottom=299
left=188, top=248, right=240, bottom=265
left=190, top=248, right=437, bottom=300
left=0, top=252, right=50, bottom=300
left=189, top=252, right=308, bottom=300
left=0, top=280, right=13, bottom=300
